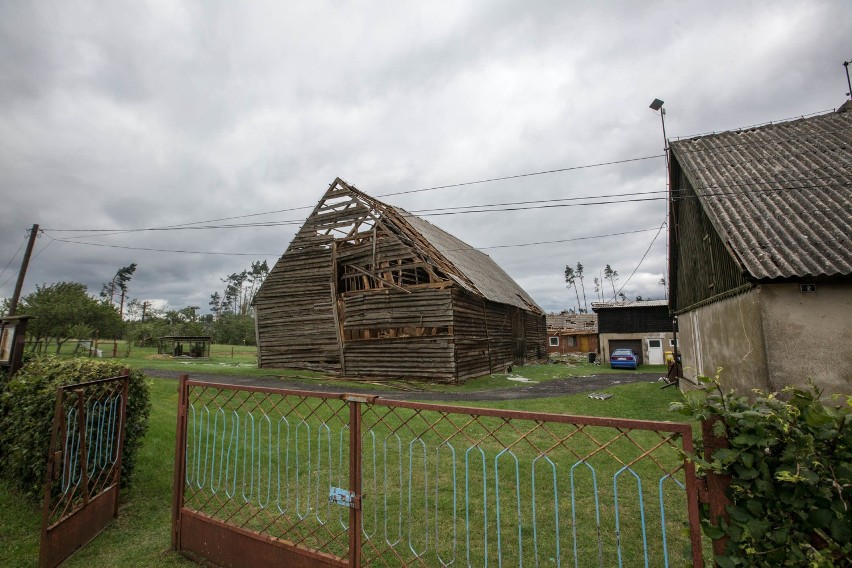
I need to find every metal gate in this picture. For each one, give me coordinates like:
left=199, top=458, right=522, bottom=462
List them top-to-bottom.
left=39, top=374, right=130, bottom=568
left=172, top=375, right=704, bottom=567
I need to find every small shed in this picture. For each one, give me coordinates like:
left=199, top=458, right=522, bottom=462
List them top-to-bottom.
left=254, top=177, right=546, bottom=382
left=592, top=301, right=673, bottom=366
left=157, top=336, right=212, bottom=358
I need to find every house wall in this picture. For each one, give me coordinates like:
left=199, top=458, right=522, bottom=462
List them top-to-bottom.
left=669, top=159, right=750, bottom=312
left=255, top=240, right=341, bottom=372
left=760, top=283, right=852, bottom=395
left=677, top=284, right=852, bottom=396
left=341, top=287, right=457, bottom=380
left=452, top=288, right=493, bottom=380
left=676, top=288, right=770, bottom=392
left=596, top=306, right=672, bottom=334
left=524, top=311, right=547, bottom=362
left=598, top=332, right=673, bottom=367
left=546, top=333, right=598, bottom=354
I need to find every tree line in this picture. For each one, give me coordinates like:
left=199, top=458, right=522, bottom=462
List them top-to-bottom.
left=1, top=260, right=270, bottom=353
left=563, top=262, right=667, bottom=313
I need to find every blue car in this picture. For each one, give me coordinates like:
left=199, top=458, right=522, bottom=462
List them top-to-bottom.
left=610, top=348, right=638, bottom=370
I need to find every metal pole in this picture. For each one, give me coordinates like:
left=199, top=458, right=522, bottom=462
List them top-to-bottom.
left=844, top=60, right=852, bottom=100
left=8, top=223, right=39, bottom=317
left=348, top=398, right=363, bottom=568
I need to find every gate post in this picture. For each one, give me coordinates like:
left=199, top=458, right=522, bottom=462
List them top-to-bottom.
left=113, top=372, right=130, bottom=517
left=171, top=374, right=189, bottom=550
left=38, top=387, right=66, bottom=568
left=348, top=397, right=363, bottom=568
left=702, top=416, right=732, bottom=561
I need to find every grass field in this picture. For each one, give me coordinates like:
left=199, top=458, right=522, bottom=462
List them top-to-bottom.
left=43, top=341, right=668, bottom=394
left=0, top=367, right=695, bottom=567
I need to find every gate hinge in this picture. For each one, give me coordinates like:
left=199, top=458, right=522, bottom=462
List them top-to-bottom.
left=329, top=487, right=360, bottom=509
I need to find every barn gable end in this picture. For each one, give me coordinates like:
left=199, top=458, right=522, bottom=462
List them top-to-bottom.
left=255, top=178, right=545, bottom=381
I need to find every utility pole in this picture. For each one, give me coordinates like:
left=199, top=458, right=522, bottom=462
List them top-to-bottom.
left=7, top=224, right=39, bottom=317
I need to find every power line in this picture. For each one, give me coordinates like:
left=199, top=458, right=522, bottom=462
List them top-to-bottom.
left=669, top=108, right=839, bottom=142
left=670, top=124, right=850, bottom=154
left=43, top=153, right=666, bottom=234
left=376, top=155, right=664, bottom=197
left=43, top=171, right=847, bottom=238
left=41, top=178, right=847, bottom=243
left=606, top=220, right=667, bottom=303
left=42, top=226, right=666, bottom=257
left=456, top=227, right=662, bottom=251
left=0, top=237, right=27, bottom=283
left=45, top=237, right=275, bottom=256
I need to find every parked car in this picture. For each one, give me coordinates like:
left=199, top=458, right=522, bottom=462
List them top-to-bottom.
left=610, top=348, right=638, bottom=370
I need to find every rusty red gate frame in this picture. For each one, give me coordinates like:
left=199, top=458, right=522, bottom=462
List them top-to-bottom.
left=39, top=374, right=130, bottom=568
left=172, top=375, right=705, bottom=567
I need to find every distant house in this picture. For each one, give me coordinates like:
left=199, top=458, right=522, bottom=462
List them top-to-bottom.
left=668, top=102, right=852, bottom=394
left=253, top=178, right=546, bottom=382
left=592, top=300, right=673, bottom=366
left=545, top=312, right=598, bottom=355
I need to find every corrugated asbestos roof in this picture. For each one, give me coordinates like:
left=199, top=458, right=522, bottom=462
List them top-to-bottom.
left=670, top=107, right=852, bottom=280
left=395, top=207, right=544, bottom=312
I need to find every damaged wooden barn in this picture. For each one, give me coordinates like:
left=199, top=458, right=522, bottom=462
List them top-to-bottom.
left=254, top=178, right=546, bottom=382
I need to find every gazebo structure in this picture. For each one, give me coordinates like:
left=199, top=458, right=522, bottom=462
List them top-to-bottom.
left=157, top=336, right=211, bottom=358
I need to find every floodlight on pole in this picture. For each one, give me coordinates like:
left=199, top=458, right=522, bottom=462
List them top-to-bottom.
left=650, top=98, right=672, bottom=328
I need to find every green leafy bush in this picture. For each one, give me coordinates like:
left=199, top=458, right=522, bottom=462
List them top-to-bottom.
left=0, top=356, right=151, bottom=500
left=671, top=374, right=852, bottom=567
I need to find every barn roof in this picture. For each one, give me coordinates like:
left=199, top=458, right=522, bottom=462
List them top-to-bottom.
left=669, top=105, right=852, bottom=280
left=304, top=178, right=543, bottom=313
left=397, top=208, right=542, bottom=312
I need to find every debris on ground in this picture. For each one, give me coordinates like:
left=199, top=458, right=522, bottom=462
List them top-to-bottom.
left=507, top=375, right=538, bottom=383
left=587, top=392, right=613, bottom=400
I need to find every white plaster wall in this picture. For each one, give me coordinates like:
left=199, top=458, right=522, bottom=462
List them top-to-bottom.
left=760, top=283, right=852, bottom=395
left=677, top=289, right=771, bottom=392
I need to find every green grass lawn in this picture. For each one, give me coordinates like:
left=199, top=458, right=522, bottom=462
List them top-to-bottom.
left=43, top=342, right=668, bottom=393
left=0, top=367, right=692, bottom=567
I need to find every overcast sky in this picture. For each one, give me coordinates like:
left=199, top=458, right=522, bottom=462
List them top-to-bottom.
left=1, top=1, right=850, bottom=316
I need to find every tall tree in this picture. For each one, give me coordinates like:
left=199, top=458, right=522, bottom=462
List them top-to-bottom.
left=219, top=260, right=269, bottom=316
left=575, top=262, right=588, bottom=312
left=101, top=263, right=137, bottom=319
left=603, top=264, right=619, bottom=299
left=564, top=265, right=581, bottom=313
left=659, top=276, right=668, bottom=300
left=593, top=277, right=603, bottom=303
left=209, top=292, right=222, bottom=321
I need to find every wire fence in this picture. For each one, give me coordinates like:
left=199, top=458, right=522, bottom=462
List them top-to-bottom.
left=175, top=379, right=703, bottom=567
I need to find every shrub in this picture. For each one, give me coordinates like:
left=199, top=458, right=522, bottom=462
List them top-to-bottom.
left=0, top=356, right=151, bottom=500
left=671, top=374, right=852, bottom=567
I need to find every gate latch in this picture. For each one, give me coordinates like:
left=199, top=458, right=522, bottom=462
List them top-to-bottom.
left=329, top=487, right=359, bottom=509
